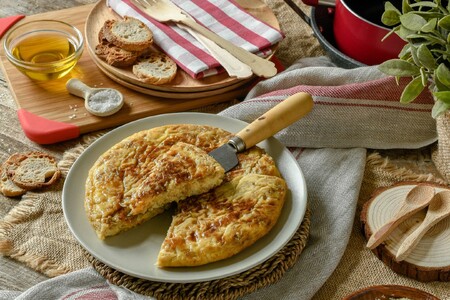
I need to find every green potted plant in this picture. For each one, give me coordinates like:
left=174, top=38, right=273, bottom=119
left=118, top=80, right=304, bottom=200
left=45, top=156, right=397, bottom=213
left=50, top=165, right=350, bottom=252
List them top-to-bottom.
left=378, top=0, right=450, bottom=182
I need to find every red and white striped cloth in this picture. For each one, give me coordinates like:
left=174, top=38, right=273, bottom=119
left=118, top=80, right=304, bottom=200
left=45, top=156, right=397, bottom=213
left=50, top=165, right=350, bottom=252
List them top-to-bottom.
left=107, top=0, right=284, bottom=78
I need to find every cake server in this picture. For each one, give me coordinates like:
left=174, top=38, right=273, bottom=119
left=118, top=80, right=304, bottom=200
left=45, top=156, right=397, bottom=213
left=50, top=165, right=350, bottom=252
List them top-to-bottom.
left=208, top=92, right=314, bottom=172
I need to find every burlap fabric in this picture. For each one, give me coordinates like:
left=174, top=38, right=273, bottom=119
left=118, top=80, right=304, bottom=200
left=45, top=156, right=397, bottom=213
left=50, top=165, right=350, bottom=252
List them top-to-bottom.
left=433, top=111, right=450, bottom=184
left=0, top=136, right=97, bottom=276
left=313, top=151, right=449, bottom=299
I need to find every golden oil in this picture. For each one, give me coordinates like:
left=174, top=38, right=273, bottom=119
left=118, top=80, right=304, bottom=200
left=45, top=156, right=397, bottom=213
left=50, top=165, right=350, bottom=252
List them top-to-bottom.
left=10, top=32, right=79, bottom=80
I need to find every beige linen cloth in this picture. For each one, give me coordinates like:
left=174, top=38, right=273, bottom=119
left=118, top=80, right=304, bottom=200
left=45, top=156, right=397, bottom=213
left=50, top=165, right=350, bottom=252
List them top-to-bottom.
left=0, top=2, right=449, bottom=300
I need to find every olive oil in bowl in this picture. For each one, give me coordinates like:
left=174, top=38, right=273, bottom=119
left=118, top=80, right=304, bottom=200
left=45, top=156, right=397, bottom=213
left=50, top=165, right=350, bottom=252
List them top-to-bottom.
left=3, top=20, right=84, bottom=81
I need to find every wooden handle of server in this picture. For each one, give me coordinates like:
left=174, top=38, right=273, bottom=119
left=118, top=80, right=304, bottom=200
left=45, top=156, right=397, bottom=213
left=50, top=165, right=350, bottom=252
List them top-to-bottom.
left=236, top=92, right=313, bottom=149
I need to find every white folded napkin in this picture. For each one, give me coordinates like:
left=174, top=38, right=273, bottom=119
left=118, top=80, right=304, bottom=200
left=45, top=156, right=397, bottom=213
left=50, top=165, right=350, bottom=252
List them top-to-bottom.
left=107, top=0, right=284, bottom=78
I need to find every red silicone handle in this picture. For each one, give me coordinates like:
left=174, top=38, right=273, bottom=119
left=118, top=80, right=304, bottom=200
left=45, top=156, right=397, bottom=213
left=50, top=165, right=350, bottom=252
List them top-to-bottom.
left=0, top=15, right=25, bottom=38
left=17, top=109, right=80, bottom=144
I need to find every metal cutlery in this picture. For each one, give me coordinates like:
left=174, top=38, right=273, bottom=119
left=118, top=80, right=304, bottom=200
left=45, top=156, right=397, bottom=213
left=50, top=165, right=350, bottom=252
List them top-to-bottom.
left=130, top=0, right=278, bottom=78
left=168, top=3, right=252, bottom=79
left=177, top=23, right=253, bottom=79
left=208, top=92, right=314, bottom=172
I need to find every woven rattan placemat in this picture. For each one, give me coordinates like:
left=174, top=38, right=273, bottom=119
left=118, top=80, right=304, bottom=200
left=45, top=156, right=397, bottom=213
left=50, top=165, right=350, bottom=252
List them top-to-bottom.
left=85, top=208, right=311, bottom=300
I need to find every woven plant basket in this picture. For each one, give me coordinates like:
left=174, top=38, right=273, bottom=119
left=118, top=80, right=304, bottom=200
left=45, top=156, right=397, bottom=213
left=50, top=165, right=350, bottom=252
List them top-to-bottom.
left=432, top=110, right=450, bottom=184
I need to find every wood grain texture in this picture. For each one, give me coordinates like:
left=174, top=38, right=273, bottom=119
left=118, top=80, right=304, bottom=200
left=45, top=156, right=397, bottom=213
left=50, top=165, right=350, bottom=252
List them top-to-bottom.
left=361, top=181, right=450, bottom=282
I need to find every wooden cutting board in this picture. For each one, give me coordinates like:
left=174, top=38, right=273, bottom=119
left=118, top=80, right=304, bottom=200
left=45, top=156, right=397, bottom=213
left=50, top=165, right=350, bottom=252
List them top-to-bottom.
left=0, top=4, right=253, bottom=144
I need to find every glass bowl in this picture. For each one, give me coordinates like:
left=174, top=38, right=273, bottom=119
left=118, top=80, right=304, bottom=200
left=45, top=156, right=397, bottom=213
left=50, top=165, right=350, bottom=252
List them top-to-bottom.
left=3, top=20, right=84, bottom=81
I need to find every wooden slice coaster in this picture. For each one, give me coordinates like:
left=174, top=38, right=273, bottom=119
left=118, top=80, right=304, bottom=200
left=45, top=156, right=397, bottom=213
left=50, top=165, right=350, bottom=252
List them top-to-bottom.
left=361, top=181, right=450, bottom=282
left=86, top=208, right=311, bottom=300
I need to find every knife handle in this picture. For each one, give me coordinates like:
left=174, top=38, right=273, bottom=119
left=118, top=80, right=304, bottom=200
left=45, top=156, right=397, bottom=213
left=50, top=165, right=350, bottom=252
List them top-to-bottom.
left=236, top=92, right=313, bottom=149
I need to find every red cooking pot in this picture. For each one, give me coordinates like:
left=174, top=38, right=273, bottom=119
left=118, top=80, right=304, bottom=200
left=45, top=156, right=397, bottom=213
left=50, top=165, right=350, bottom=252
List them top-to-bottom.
left=301, top=0, right=405, bottom=65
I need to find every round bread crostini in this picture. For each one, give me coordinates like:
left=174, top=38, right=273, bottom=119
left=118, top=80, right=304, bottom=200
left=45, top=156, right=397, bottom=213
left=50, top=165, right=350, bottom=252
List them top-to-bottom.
left=102, top=16, right=153, bottom=52
left=132, top=52, right=177, bottom=85
left=0, top=151, right=60, bottom=197
left=7, top=151, right=61, bottom=190
left=0, top=156, right=26, bottom=197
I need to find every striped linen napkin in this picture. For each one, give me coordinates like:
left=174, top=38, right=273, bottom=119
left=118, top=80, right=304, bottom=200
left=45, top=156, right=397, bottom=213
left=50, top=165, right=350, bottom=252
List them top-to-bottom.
left=107, top=0, right=284, bottom=78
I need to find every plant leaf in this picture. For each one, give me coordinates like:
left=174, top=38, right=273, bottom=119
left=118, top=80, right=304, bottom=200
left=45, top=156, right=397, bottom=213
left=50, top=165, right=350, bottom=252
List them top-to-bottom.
left=402, top=0, right=413, bottom=14
left=385, top=1, right=401, bottom=13
left=410, top=2, right=438, bottom=8
left=382, top=10, right=401, bottom=26
left=411, top=11, right=446, bottom=19
left=400, top=13, right=428, bottom=31
left=438, top=15, right=450, bottom=30
left=421, top=18, right=437, bottom=32
left=398, top=25, right=417, bottom=39
left=405, top=33, right=446, bottom=44
left=398, top=43, right=412, bottom=58
left=410, top=44, right=420, bottom=66
left=417, top=44, right=436, bottom=69
left=378, top=59, right=421, bottom=76
left=436, top=63, right=450, bottom=87
left=420, top=68, right=428, bottom=86
left=434, top=75, right=450, bottom=91
left=400, top=76, right=425, bottom=103
left=433, top=91, right=450, bottom=104
left=432, top=99, right=450, bottom=118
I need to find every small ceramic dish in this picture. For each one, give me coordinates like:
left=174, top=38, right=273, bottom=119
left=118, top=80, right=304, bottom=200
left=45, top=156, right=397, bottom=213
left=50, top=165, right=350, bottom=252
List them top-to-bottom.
left=3, top=19, right=84, bottom=81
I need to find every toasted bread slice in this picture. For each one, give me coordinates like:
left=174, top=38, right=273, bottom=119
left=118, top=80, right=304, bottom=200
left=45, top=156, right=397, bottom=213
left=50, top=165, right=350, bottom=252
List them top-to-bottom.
left=103, top=16, right=153, bottom=52
left=96, top=20, right=150, bottom=67
left=95, top=40, right=140, bottom=67
left=132, top=52, right=177, bottom=85
left=8, top=151, right=61, bottom=190
left=0, top=154, right=27, bottom=197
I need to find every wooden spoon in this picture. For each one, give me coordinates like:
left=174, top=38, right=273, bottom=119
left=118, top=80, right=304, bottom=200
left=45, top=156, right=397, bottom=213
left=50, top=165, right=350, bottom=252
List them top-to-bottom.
left=366, top=185, right=435, bottom=249
left=395, top=190, right=450, bottom=262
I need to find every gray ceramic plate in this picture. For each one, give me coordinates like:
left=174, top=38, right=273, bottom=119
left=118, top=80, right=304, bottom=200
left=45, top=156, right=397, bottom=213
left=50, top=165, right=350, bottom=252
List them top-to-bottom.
left=62, top=112, right=307, bottom=283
